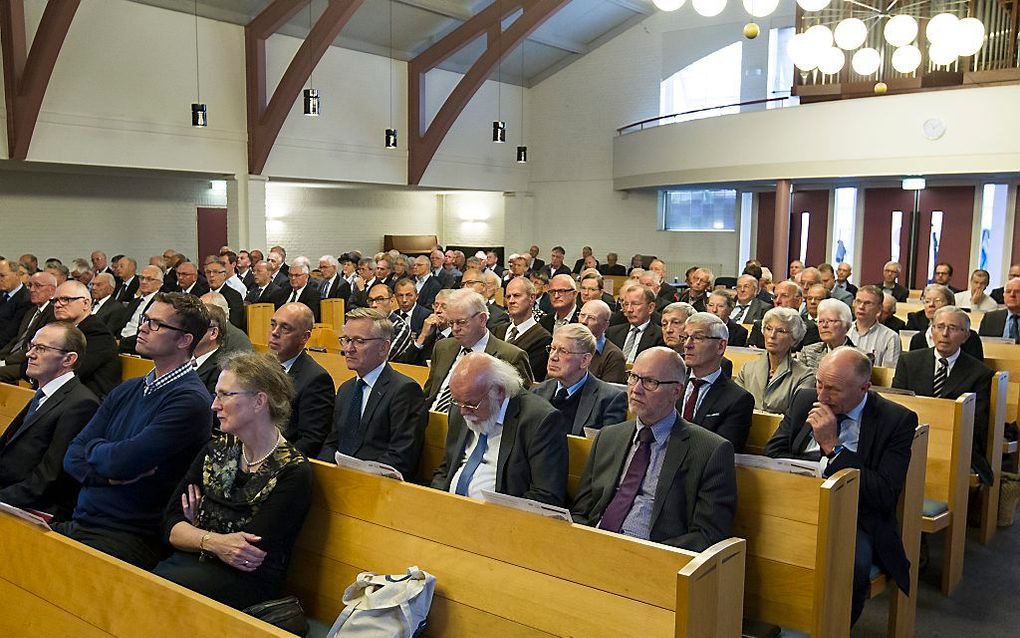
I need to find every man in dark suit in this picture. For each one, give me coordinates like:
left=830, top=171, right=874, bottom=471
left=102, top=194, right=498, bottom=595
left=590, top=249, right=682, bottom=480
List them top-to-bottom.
left=526, top=245, right=545, bottom=275
left=542, top=246, right=571, bottom=279
left=428, top=249, right=456, bottom=290
left=236, top=250, right=256, bottom=290
left=267, top=250, right=289, bottom=290
left=90, top=251, right=118, bottom=285
left=484, top=251, right=505, bottom=278
left=597, top=252, right=627, bottom=277
left=317, top=255, right=352, bottom=301
left=410, top=255, right=443, bottom=309
left=112, top=257, right=139, bottom=303
left=0, top=258, right=33, bottom=346
left=202, top=259, right=245, bottom=329
left=876, top=260, right=909, bottom=302
left=170, top=261, right=208, bottom=297
left=245, top=261, right=280, bottom=305
left=934, top=261, right=961, bottom=294
left=272, top=262, right=321, bottom=322
left=836, top=262, right=858, bottom=297
left=989, top=264, right=1020, bottom=305
left=115, top=266, right=164, bottom=355
left=459, top=268, right=509, bottom=334
left=678, top=268, right=712, bottom=312
left=0, top=271, right=57, bottom=383
left=482, top=271, right=511, bottom=332
left=578, top=271, right=617, bottom=313
left=89, top=273, right=125, bottom=330
left=539, top=274, right=579, bottom=333
left=731, top=274, right=772, bottom=324
left=494, top=277, right=552, bottom=382
left=979, top=277, right=1020, bottom=342
left=391, top=278, right=433, bottom=334
left=52, top=281, right=121, bottom=399
left=746, top=281, right=821, bottom=350
left=607, top=284, right=665, bottom=364
left=393, top=289, right=453, bottom=366
left=423, top=289, right=533, bottom=412
left=705, top=290, right=748, bottom=347
left=880, top=292, right=907, bottom=333
left=579, top=299, right=627, bottom=384
left=661, top=302, right=734, bottom=379
left=268, top=303, right=334, bottom=457
left=192, top=304, right=229, bottom=393
left=894, top=306, right=994, bottom=484
left=317, top=308, right=427, bottom=478
left=679, top=313, right=754, bottom=451
left=0, top=322, right=100, bottom=519
left=532, top=324, right=627, bottom=434
left=571, top=346, right=736, bottom=552
left=765, top=347, right=916, bottom=626
left=431, top=352, right=568, bottom=506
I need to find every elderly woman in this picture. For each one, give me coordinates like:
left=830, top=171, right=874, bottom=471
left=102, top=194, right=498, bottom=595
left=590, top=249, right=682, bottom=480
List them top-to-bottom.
left=905, top=284, right=984, bottom=359
left=796, top=299, right=855, bottom=370
left=736, top=307, right=815, bottom=414
left=153, top=352, right=312, bottom=611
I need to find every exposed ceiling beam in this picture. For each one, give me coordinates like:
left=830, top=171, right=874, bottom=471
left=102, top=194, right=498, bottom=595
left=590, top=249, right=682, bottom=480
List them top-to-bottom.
left=395, top=0, right=588, bottom=54
left=601, top=0, right=654, bottom=14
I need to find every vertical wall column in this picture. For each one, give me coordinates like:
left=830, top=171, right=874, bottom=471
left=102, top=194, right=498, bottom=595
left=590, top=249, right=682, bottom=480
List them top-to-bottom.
left=227, top=174, right=268, bottom=250
left=772, top=179, right=792, bottom=281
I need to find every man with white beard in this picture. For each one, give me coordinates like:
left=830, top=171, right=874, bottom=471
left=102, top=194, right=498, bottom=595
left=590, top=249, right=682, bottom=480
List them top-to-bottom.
left=430, top=352, right=569, bottom=506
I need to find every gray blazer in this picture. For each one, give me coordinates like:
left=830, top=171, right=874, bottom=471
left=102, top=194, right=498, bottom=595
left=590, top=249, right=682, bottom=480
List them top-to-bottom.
left=735, top=353, right=815, bottom=414
left=532, top=374, right=628, bottom=435
left=570, top=415, right=736, bottom=552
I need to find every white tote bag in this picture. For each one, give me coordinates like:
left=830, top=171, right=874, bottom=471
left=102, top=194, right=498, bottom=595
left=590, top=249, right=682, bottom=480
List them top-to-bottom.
left=327, top=566, right=436, bottom=638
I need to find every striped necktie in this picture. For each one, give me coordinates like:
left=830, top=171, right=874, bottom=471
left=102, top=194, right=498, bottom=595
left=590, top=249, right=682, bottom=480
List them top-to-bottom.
left=432, top=347, right=471, bottom=412
left=933, top=357, right=949, bottom=398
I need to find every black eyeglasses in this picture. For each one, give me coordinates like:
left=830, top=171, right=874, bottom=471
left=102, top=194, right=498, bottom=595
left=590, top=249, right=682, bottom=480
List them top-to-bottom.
left=53, top=296, right=87, bottom=305
left=140, top=315, right=188, bottom=334
left=339, top=336, right=385, bottom=348
left=27, top=341, right=70, bottom=355
left=627, top=372, right=681, bottom=392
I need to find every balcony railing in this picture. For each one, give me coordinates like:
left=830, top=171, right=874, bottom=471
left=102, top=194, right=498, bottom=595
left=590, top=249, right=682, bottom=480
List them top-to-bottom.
left=616, top=96, right=794, bottom=136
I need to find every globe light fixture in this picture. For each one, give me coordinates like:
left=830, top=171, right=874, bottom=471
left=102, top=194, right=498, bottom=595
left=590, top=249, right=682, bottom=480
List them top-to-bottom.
left=652, top=0, right=685, bottom=10
left=692, top=0, right=726, bottom=17
left=742, top=0, right=779, bottom=18
left=796, top=0, right=831, bottom=11
left=926, top=12, right=959, bottom=44
left=883, top=14, right=919, bottom=48
left=957, top=17, right=986, bottom=56
left=834, top=18, right=868, bottom=50
left=743, top=22, right=761, bottom=39
left=805, top=24, right=834, bottom=52
left=788, top=32, right=819, bottom=71
left=929, top=41, right=959, bottom=66
left=891, top=44, right=922, bottom=73
left=817, top=46, right=846, bottom=75
left=851, top=47, right=882, bottom=75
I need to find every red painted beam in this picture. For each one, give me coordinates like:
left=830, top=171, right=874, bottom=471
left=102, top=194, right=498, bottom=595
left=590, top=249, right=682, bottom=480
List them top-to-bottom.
left=0, top=0, right=80, bottom=160
left=246, top=0, right=364, bottom=175
left=407, top=0, right=571, bottom=186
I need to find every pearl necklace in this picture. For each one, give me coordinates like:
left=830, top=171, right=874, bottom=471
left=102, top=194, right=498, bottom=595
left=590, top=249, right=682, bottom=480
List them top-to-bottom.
left=242, top=434, right=283, bottom=468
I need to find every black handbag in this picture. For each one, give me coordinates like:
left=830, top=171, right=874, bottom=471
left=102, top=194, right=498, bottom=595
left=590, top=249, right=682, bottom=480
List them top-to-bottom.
left=243, top=595, right=310, bottom=636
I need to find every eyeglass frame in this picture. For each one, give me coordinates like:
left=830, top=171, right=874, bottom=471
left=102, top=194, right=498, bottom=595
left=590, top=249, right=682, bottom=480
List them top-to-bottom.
left=53, top=296, right=88, bottom=306
left=448, top=311, right=482, bottom=328
left=140, top=314, right=188, bottom=334
left=339, top=336, right=386, bottom=348
left=27, top=341, right=71, bottom=355
left=545, top=345, right=589, bottom=356
left=627, top=371, right=682, bottom=392
left=213, top=390, right=257, bottom=402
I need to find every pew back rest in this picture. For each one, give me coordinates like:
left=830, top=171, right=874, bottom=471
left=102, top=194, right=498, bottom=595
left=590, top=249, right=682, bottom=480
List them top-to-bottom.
left=318, top=298, right=345, bottom=335
left=246, top=303, right=275, bottom=346
left=308, top=324, right=339, bottom=353
left=724, top=347, right=764, bottom=379
left=307, top=351, right=431, bottom=392
left=119, top=354, right=155, bottom=381
left=986, top=357, right=1020, bottom=424
left=0, top=383, right=35, bottom=434
left=884, top=393, right=975, bottom=507
left=745, top=411, right=783, bottom=456
left=287, top=461, right=746, bottom=638
left=734, top=467, right=860, bottom=636
left=0, top=515, right=291, bottom=637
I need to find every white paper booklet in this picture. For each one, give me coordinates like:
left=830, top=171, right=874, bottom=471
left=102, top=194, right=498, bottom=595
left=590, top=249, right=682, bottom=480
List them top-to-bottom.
left=582, top=427, right=600, bottom=440
left=334, top=452, right=404, bottom=481
left=734, top=454, right=822, bottom=478
left=480, top=490, right=573, bottom=522
left=0, top=501, right=52, bottom=530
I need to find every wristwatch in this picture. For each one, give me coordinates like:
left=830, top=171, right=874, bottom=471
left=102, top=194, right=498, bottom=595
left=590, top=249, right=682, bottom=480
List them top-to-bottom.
left=825, top=445, right=844, bottom=460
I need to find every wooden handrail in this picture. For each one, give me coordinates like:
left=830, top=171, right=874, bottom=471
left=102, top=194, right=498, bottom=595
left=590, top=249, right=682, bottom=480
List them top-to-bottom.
left=616, top=97, right=792, bottom=135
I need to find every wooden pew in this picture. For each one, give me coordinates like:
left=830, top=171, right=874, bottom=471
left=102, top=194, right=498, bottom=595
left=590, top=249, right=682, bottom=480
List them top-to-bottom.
left=604, top=274, right=629, bottom=298
left=318, top=298, right=345, bottom=335
left=246, top=302, right=274, bottom=346
left=307, top=324, right=339, bottom=353
left=724, top=347, right=764, bottom=379
left=307, top=351, right=357, bottom=391
left=119, top=354, right=155, bottom=381
left=986, top=356, right=1020, bottom=464
left=392, top=362, right=430, bottom=388
left=871, top=366, right=895, bottom=387
left=0, top=383, right=35, bottom=435
left=883, top=392, right=975, bottom=595
left=744, top=411, right=782, bottom=456
left=288, top=461, right=747, bottom=638
left=0, top=514, right=292, bottom=638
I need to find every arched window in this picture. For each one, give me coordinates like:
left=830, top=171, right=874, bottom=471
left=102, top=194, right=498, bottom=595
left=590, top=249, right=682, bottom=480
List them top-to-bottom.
left=660, top=42, right=742, bottom=122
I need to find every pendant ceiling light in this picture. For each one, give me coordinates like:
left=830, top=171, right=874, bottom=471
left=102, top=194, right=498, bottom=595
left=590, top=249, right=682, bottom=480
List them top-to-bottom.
left=191, top=0, right=206, bottom=127
left=385, top=0, right=397, bottom=148
left=492, top=0, right=505, bottom=144
left=303, top=1, right=320, bottom=116
left=517, top=37, right=527, bottom=163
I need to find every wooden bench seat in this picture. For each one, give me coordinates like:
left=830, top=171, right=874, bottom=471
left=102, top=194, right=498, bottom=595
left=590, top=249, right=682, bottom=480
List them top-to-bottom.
left=318, top=298, right=345, bottom=336
left=246, top=302, right=274, bottom=347
left=119, top=354, right=155, bottom=381
left=0, top=382, right=35, bottom=435
left=288, top=461, right=746, bottom=637
left=0, top=514, right=291, bottom=638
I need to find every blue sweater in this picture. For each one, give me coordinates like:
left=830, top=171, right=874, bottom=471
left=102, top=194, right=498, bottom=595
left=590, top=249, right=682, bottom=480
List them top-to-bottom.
left=64, top=372, right=212, bottom=537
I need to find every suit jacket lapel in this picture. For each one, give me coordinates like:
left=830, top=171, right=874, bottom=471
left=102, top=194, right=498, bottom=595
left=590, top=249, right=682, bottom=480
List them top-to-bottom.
left=919, top=349, right=937, bottom=395
left=360, top=366, right=390, bottom=427
left=574, top=377, right=598, bottom=435
left=693, top=379, right=721, bottom=421
left=8, top=380, right=73, bottom=446
left=858, top=392, right=880, bottom=456
left=495, top=395, right=521, bottom=492
left=651, top=419, right=690, bottom=528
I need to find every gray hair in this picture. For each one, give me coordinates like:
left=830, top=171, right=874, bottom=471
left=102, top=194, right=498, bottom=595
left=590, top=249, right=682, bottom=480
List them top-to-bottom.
left=319, top=255, right=339, bottom=268
left=291, top=256, right=312, bottom=273
left=760, top=267, right=774, bottom=284
left=482, top=270, right=501, bottom=287
left=94, top=272, right=116, bottom=288
left=737, top=274, right=759, bottom=290
left=507, top=276, right=536, bottom=296
left=923, top=283, right=954, bottom=306
left=434, top=288, right=454, bottom=303
left=447, top=288, right=487, bottom=315
left=708, top=290, right=734, bottom=311
left=201, top=291, right=230, bottom=315
left=817, top=298, right=852, bottom=329
left=582, top=299, right=611, bottom=319
left=662, top=302, right=697, bottom=321
left=933, top=305, right=971, bottom=332
left=763, top=306, right=807, bottom=345
left=345, top=307, right=394, bottom=340
left=685, top=311, right=729, bottom=341
left=555, top=323, right=597, bottom=354
left=463, top=352, right=524, bottom=397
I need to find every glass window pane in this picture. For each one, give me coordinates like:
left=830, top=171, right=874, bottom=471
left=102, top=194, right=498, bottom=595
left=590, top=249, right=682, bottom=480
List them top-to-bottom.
left=660, top=42, right=742, bottom=123
left=832, top=187, right=857, bottom=267
left=662, top=189, right=737, bottom=231
left=890, top=210, right=903, bottom=264
left=927, top=210, right=944, bottom=283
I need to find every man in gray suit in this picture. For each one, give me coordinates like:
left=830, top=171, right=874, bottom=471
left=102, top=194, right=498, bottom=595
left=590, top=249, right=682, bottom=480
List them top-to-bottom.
left=819, top=263, right=854, bottom=307
left=731, top=274, right=772, bottom=324
left=532, top=324, right=627, bottom=435
left=571, top=347, right=737, bottom=552
left=431, top=353, right=568, bottom=506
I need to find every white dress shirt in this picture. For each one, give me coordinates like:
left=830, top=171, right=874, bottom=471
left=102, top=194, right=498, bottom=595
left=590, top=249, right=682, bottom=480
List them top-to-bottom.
left=448, top=396, right=511, bottom=499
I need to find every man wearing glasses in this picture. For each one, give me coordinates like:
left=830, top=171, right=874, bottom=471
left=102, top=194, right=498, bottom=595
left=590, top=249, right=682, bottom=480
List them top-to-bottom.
left=203, top=257, right=245, bottom=329
left=272, top=261, right=321, bottom=322
left=116, top=265, right=164, bottom=354
left=0, top=271, right=57, bottom=383
left=538, top=274, right=579, bottom=334
left=492, top=277, right=552, bottom=382
left=50, top=281, right=120, bottom=398
left=367, top=283, right=415, bottom=361
left=606, top=284, right=665, bottom=364
left=422, top=289, right=533, bottom=413
left=60, top=293, right=213, bottom=569
left=267, top=303, right=334, bottom=457
left=893, top=305, right=994, bottom=485
left=317, top=309, right=427, bottom=478
left=0, top=322, right=100, bottom=520
left=531, top=324, right=626, bottom=435
left=571, top=347, right=737, bottom=552
left=431, top=352, right=568, bottom=506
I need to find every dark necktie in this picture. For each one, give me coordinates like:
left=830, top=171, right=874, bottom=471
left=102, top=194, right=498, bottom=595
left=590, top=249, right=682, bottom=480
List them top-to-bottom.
left=321, top=279, right=331, bottom=297
left=288, top=290, right=298, bottom=303
left=0, top=292, right=7, bottom=303
left=733, top=305, right=747, bottom=323
left=13, top=309, right=43, bottom=353
left=1010, top=315, right=1019, bottom=344
left=506, top=325, right=519, bottom=343
left=623, top=326, right=641, bottom=363
left=432, top=347, right=471, bottom=412
left=933, top=357, right=949, bottom=398
left=338, top=379, right=367, bottom=455
left=683, top=379, right=705, bottom=421
left=552, top=387, right=570, bottom=408
left=0, top=389, right=44, bottom=448
left=24, top=389, right=45, bottom=422
left=599, top=426, right=655, bottom=533
left=455, top=433, right=489, bottom=496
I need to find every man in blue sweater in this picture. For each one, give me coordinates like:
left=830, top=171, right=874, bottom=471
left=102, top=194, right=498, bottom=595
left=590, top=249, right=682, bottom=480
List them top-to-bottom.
left=59, top=293, right=213, bottom=569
